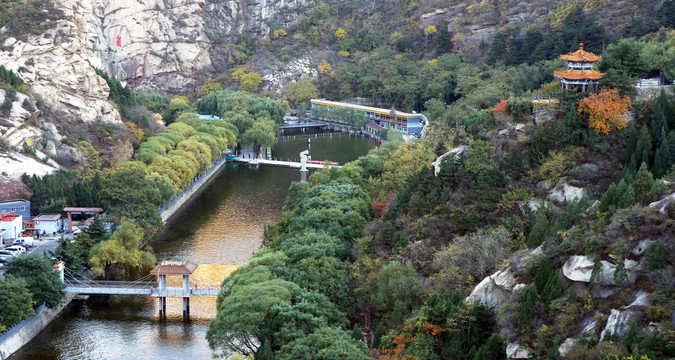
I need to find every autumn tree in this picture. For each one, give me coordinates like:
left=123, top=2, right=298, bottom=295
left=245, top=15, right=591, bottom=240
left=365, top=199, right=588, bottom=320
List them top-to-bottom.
left=285, top=75, right=320, bottom=108
left=200, top=78, right=223, bottom=96
left=578, top=89, right=631, bottom=135
left=89, top=219, right=157, bottom=279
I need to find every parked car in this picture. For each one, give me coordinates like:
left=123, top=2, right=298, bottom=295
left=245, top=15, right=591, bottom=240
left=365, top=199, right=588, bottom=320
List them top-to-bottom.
left=13, top=237, right=34, bottom=248
left=5, top=245, right=26, bottom=254
left=0, top=250, right=17, bottom=257
left=0, top=254, right=11, bottom=262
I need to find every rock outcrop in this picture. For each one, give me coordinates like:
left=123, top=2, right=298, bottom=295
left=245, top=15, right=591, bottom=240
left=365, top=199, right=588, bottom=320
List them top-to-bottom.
left=0, top=1, right=120, bottom=125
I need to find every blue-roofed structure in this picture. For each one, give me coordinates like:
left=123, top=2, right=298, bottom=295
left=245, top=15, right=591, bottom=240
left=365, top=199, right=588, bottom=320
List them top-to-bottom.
left=0, top=199, right=30, bottom=220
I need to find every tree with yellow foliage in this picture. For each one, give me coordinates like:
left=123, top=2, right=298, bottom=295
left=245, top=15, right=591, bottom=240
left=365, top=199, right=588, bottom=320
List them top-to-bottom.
left=335, top=27, right=347, bottom=40
left=273, top=28, right=288, bottom=38
left=318, top=59, right=334, bottom=78
left=200, top=78, right=223, bottom=96
left=578, top=89, right=631, bottom=135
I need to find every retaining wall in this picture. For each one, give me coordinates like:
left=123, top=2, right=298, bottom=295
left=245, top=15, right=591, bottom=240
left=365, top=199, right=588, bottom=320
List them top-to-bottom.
left=158, top=156, right=228, bottom=224
left=0, top=294, right=74, bottom=360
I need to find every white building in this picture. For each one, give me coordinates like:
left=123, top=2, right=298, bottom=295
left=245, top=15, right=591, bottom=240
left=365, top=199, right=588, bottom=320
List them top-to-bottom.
left=0, top=213, right=23, bottom=244
left=33, top=214, right=63, bottom=236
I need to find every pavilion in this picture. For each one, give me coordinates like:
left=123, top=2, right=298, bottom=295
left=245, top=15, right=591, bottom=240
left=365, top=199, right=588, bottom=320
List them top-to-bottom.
left=554, top=43, right=604, bottom=93
left=150, top=259, right=198, bottom=319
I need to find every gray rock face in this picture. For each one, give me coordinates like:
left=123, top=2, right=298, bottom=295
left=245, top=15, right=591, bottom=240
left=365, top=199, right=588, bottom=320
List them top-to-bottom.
left=0, top=1, right=121, bottom=124
left=432, top=146, right=468, bottom=176
left=547, top=178, right=585, bottom=204
left=649, top=192, right=675, bottom=215
left=632, top=239, right=653, bottom=256
left=562, top=256, right=639, bottom=286
left=465, top=270, right=513, bottom=310
left=600, top=292, right=650, bottom=339
left=601, top=309, right=639, bottom=339
left=558, top=337, right=577, bottom=357
left=506, top=343, right=530, bottom=359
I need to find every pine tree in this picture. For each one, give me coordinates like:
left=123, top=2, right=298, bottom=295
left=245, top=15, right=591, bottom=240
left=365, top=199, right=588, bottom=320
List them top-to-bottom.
left=652, top=141, right=671, bottom=178
left=632, top=162, right=656, bottom=202
left=599, top=182, right=618, bottom=212
left=589, top=256, right=602, bottom=296
left=614, top=258, right=627, bottom=286
left=533, top=259, right=553, bottom=294
left=541, top=272, right=563, bottom=305
left=517, top=286, right=538, bottom=334
left=255, top=339, right=273, bottom=360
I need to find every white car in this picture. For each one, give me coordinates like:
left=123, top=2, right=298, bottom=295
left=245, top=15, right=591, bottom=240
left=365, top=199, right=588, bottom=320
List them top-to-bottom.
left=5, top=245, right=26, bottom=254
left=0, top=250, right=17, bottom=257
left=0, top=254, right=12, bottom=262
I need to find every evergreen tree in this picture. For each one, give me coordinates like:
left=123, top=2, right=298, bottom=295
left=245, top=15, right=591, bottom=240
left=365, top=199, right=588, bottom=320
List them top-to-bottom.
left=632, top=162, right=657, bottom=202
left=599, top=182, right=618, bottom=212
left=588, top=256, right=602, bottom=296
left=614, top=258, right=627, bottom=286
left=541, top=271, right=563, bottom=305
left=517, top=286, right=538, bottom=334
left=473, top=334, right=505, bottom=360
left=255, top=339, right=273, bottom=360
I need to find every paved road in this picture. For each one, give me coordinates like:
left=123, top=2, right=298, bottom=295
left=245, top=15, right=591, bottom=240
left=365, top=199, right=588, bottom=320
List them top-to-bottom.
left=0, top=234, right=70, bottom=276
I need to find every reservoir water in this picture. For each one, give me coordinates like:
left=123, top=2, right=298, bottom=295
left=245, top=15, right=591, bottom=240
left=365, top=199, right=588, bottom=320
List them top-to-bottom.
left=10, top=134, right=376, bottom=360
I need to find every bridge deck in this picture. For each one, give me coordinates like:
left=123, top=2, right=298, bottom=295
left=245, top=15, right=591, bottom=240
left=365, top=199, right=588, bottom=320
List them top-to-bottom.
left=280, top=122, right=326, bottom=129
left=232, top=158, right=341, bottom=169
left=64, top=280, right=219, bottom=297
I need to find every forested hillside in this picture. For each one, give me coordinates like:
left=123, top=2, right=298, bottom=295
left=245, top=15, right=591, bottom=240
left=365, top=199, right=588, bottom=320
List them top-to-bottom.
left=206, top=13, right=675, bottom=360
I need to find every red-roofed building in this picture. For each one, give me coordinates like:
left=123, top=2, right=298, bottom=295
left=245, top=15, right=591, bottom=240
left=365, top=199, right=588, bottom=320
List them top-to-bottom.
left=0, top=213, right=22, bottom=243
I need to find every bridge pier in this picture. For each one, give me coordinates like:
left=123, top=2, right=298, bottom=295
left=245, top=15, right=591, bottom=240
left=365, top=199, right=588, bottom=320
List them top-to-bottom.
left=159, top=297, right=167, bottom=319
left=183, top=297, right=190, bottom=319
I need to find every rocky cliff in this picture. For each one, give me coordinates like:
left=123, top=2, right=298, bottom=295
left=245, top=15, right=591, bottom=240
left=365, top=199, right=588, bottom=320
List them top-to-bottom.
left=0, top=0, right=119, bottom=125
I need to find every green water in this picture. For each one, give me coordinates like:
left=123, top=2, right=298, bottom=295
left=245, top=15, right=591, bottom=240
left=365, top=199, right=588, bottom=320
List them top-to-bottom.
left=10, top=134, right=376, bottom=360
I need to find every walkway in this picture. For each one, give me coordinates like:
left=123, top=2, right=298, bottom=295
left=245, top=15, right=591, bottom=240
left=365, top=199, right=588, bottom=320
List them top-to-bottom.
left=280, top=121, right=327, bottom=129
left=231, top=157, right=340, bottom=170
left=63, top=279, right=220, bottom=297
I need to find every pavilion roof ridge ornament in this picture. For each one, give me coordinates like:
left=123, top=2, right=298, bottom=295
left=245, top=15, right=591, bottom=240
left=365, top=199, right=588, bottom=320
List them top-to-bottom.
left=559, top=43, right=602, bottom=63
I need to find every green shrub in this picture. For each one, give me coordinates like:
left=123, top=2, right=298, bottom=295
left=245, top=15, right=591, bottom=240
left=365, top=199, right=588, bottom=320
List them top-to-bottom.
left=2, top=96, right=12, bottom=110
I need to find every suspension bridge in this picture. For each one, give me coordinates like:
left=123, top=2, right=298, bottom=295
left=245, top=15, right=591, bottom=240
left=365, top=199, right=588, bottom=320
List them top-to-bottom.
left=60, top=260, right=221, bottom=319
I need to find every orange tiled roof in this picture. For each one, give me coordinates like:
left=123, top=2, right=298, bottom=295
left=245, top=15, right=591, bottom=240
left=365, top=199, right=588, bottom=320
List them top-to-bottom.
left=559, top=43, right=602, bottom=63
left=554, top=69, right=604, bottom=80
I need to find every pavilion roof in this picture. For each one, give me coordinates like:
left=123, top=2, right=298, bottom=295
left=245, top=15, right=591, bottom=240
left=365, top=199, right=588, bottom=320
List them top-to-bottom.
left=559, top=43, right=602, bottom=63
left=554, top=69, right=604, bottom=80
left=150, top=260, right=198, bottom=276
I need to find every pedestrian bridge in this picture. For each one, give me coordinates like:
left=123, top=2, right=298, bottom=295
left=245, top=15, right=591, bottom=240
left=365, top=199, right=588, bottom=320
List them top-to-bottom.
left=58, top=259, right=221, bottom=319
left=63, top=279, right=220, bottom=297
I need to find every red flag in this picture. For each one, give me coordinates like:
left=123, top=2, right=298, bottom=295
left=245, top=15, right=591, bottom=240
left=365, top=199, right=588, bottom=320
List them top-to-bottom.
left=116, top=35, right=121, bottom=47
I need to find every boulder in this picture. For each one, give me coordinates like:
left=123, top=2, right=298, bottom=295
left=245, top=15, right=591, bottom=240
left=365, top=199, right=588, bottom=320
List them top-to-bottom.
left=44, top=140, right=57, bottom=158
left=432, top=146, right=468, bottom=176
left=570, top=163, right=599, bottom=178
left=547, top=178, right=585, bottom=204
left=648, top=192, right=675, bottom=215
left=631, top=239, right=652, bottom=256
left=562, top=256, right=596, bottom=282
left=465, top=272, right=511, bottom=310
left=601, top=309, right=639, bottom=339
left=580, top=313, right=601, bottom=337
left=558, top=337, right=577, bottom=357
left=506, top=343, right=530, bottom=359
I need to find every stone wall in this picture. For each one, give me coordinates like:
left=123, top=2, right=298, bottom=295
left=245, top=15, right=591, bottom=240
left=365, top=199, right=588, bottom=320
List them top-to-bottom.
left=159, top=157, right=228, bottom=224
left=0, top=294, right=74, bottom=360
